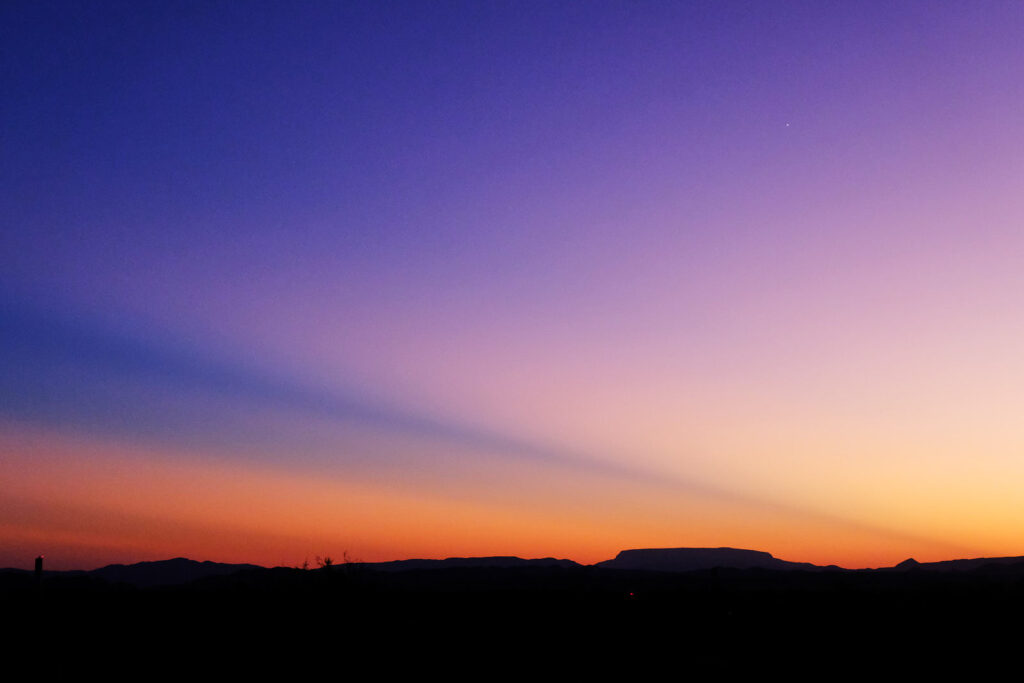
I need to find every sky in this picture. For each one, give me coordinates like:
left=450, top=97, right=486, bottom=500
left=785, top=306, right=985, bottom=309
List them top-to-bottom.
left=3, top=1, right=1024, bottom=570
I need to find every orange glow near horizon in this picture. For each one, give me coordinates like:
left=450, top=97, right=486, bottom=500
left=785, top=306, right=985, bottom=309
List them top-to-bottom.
left=0, top=425, right=994, bottom=571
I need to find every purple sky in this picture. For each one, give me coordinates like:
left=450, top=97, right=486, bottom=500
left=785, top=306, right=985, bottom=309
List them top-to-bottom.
left=4, top=2, right=1024, bottom=568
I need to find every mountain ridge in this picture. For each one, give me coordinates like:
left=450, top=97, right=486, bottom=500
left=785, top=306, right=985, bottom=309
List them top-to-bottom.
left=9, top=547, right=1024, bottom=586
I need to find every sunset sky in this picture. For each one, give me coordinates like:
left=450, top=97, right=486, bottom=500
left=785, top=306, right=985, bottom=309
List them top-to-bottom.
left=4, top=1, right=1024, bottom=570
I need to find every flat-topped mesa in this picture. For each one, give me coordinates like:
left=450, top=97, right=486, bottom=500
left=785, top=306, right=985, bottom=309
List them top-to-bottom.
left=596, top=547, right=818, bottom=572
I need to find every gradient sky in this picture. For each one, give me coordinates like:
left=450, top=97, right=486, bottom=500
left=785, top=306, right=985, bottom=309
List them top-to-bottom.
left=4, top=1, right=1024, bottom=570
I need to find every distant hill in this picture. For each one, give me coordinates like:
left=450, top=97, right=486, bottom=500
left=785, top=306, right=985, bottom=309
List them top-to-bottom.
left=595, top=547, right=826, bottom=572
left=886, top=555, right=1024, bottom=573
left=356, top=556, right=580, bottom=572
left=89, top=557, right=263, bottom=588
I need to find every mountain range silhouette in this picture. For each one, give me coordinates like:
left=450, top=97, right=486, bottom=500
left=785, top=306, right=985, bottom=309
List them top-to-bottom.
left=8, top=544, right=1024, bottom=664
left=9, top=546, right=1024, bottom=587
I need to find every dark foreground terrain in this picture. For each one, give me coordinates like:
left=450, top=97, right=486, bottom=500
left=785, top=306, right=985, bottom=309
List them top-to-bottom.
left=5, top=551, right=1024, bottom=670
